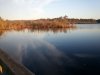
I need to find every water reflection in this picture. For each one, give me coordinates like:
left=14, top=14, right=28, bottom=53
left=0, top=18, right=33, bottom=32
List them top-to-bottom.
left=0, top=24, right=100, bottom=75
left=0, top=27, right=76, bottom=37
left=0, top=27, right=77, bottom=75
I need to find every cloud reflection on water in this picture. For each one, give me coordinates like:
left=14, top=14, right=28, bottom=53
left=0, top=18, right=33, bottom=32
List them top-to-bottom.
left=0, top=25, right=100, bottom=75
left=0, top=29, right=76, bottom=75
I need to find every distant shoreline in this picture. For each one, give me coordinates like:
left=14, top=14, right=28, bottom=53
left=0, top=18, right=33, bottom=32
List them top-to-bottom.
left=0, top=16, right=100, bottom=30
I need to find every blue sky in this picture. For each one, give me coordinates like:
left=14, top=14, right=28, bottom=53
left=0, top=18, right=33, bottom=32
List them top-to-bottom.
left=0, top=0, right=100, bottom=20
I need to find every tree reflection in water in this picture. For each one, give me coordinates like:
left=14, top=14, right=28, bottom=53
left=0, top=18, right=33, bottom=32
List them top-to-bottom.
left=0, top=24, right=100, bottom=75
left=0, top=27, right=76, bottom=75
left=0, top=27, right=76, bottom=37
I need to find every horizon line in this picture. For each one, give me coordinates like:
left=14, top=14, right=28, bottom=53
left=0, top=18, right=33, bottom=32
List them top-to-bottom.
left=0, top=16, right=99, bottom=20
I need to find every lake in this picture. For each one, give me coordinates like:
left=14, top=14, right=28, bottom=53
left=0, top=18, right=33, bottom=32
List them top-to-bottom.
left=0, top=24, right=100, bottom=75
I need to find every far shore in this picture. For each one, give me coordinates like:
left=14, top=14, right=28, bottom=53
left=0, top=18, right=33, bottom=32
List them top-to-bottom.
left=0, top=16, right=100, bottom=30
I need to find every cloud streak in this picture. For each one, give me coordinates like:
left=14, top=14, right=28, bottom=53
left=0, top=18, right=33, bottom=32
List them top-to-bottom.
left=0, top=0, right=58, bottom=19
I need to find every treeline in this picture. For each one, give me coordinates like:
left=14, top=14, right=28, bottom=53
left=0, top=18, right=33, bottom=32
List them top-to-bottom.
left=0, top=16, right=74, bottom=29
left=0, top=16, right=100, bottom=29
left=67, top=18, right=97, bottom=24
left=96, top=19, right=100, bottom=23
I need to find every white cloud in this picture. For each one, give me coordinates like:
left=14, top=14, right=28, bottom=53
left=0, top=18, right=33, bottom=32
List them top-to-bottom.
left=0, top=0, right=58, bottom=19
left=13, top=0, right=57, bottom=12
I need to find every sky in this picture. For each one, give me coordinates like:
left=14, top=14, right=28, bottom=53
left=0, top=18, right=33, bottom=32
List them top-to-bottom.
left=0, top=0, right=100, bottom=20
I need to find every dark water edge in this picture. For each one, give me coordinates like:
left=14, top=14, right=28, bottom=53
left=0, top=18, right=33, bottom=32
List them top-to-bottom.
left=0, top=24, right=100, bottom=75
left=0, top=59, right=14, bottom=75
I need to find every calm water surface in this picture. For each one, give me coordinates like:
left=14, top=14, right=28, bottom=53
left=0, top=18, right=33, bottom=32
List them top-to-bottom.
left=0, top=24, right=100, bottom=75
